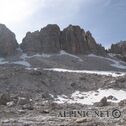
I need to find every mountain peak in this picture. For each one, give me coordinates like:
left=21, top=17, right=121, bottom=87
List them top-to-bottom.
left=21, top=24, right=106, bottom=56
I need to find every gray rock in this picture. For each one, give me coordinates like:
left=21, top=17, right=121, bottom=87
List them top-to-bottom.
left=0, top=24, right=18, bottom=56
left=20, top=24, right=106, bottom=56
left=21, top=24, right=61, bottom=54
left=40, top=24, right=61, bottom=53
left=60, top=25, right=89, bottom=54
left=60, top=25, right=106, bottom=55
left=20, top=31, right=42, bottom=54
left=86, top=31, right=106, bottom=55
left=109, top=41, right=126, bottom=62
left=109, top=41, right=126, bottom=55
left=0, top=93, right=10, bottom=105
left=107, top=95, right=118, bottom=101
left=94, top=97, right=108, bottom=107
left=100, top=97, right=108, bottom=106
left=118, top=99, right=126, bottom=106
left=6, top=101, right=15, bottom=107
left=22, top=104, right=34, bottom=110
left=76, top=118, right=91, bottom=123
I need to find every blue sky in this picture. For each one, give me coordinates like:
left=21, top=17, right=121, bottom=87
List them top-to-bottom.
left=0, top=0, right=126, bottom=48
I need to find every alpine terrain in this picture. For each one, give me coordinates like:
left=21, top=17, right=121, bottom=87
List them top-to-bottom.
left=0, top=24, right=126, bottom=126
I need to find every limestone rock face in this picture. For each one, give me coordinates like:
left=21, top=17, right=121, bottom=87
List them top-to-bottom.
left=0, top=24, right=18, bottom=56
left=20, top=24, right=106, bottom=55
left=21, top=24, right=60, bottom=54
left=40, top=24, right=61, bottom=53
left=60, top=25, right=89, bottom=54
left=60, top=25, right=106, bottom=55
left=21, top=31, right=42, bottom=54
left=85, top=31, right=106, bottom=55
left=109, top=41, right=126, bottom=61
left=110, top=41, right=126, bottom=55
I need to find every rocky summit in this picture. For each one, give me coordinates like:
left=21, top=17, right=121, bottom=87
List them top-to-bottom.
left=0, top=24, right=18, bottom=57
left=21, top=24, right=106, bottom=55
left=21, top=24, right=61, bottom=54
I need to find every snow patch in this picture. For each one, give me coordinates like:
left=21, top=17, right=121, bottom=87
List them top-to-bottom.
left=60, top=50, right=83, bottom=62
left=21, top=51, right=83, bottom=61
left=1, top=53, right=51, bottom=67
left=20, top=53, right=51, bottom=59
left=0, top=56, right=31, bottom=67
left=0, top=58, right=8, bottom=64
left=12, top=61, right=31, bottom=67
left=25, top=67, right=39, bottom=70
left=44, top=68, right=126, bottom=77
left=54, top=89, right=126, bottom=105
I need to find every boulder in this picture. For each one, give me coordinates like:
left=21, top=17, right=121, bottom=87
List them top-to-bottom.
left=0, top=24, right=18, bottom=56
left=0, top=93, right=10, bottom=105
left=107, top=95, right=118, bottom=101
left=94, top=97, right=108, bottom=107
left=100, top=97, right=108, bottom=106
left=118, top=99, right=126, bottom=106
left=76, top=118, right=90, bottom=123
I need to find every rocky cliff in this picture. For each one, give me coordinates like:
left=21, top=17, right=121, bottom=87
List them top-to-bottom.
left=0, top=24, right=18, bottom=56
left=21, top=24, right=106, bottom=55
left=21, top=24, right=61, bottom=54
left=60, top=25, right=89, bottom=54
left=109, top=41, right=126, bottom=61
left=110, top=41, right=126, bottom=55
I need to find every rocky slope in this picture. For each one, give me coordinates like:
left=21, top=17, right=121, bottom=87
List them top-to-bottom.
left=0, top=24, right=18, bottom=57
left=21, top=24, right=106, bottom=55
left=0, top=64, right=126, bottom=126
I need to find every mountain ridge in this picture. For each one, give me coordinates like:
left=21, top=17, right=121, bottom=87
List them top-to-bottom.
left=0, top=23, right=126, bottom=62
left=0, top=24, right=106, bottom=57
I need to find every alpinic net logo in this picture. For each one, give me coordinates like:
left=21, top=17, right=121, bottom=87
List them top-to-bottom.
left=57, top=109, right=121, bottom=118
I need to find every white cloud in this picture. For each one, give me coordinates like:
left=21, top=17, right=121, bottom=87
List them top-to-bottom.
left=0, top=0, right=41, bottom=24
left=0, top=0, right=85, bottom=24
left=0, top=0, right=87, bottom=42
